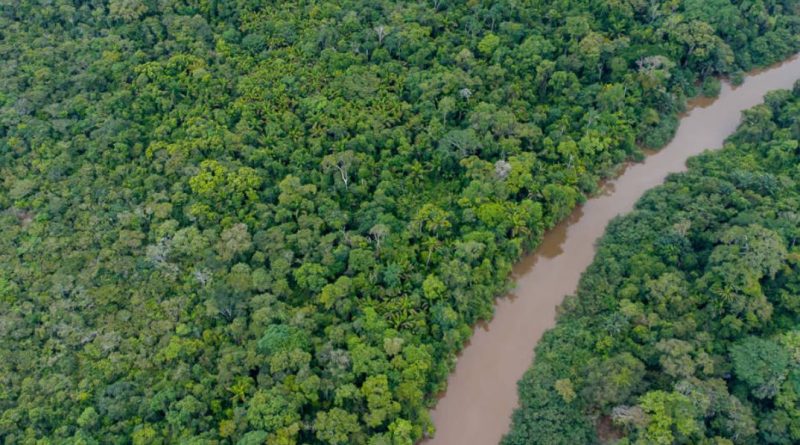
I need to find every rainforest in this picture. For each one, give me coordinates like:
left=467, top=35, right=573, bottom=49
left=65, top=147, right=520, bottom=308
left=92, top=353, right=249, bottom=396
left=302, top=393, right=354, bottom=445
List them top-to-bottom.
left=1, top=1, right=800, bottom=445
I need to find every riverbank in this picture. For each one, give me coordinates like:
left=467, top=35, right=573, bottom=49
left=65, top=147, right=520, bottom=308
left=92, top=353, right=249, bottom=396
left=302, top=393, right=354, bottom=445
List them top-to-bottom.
left=424, top=54, right=800, bottom=445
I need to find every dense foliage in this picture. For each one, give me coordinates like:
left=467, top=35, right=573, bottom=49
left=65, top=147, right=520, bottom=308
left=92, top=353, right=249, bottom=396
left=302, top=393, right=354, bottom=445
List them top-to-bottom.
left=2, top=1, right=800, bottom=444
left=504, top=86, right=800, bottom=445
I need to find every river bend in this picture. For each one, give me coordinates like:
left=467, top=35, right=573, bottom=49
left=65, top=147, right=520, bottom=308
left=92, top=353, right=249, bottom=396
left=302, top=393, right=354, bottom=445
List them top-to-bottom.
left=424, top=55, right=800, bottom=445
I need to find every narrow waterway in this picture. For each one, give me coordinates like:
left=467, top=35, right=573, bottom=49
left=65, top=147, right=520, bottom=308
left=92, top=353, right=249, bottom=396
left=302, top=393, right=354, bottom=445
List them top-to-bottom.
left=424, top=55, right=800, bottom=445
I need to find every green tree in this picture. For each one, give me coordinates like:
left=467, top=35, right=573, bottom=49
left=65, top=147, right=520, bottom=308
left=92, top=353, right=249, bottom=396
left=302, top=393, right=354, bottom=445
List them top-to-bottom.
left=731, top=337, right=790, bottom=400
left=314, top=408, right=361, bottom=445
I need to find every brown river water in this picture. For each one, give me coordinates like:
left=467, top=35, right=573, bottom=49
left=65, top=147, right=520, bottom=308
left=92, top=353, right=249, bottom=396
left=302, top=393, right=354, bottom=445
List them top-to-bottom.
left=423, top=55, right=800, bottom=445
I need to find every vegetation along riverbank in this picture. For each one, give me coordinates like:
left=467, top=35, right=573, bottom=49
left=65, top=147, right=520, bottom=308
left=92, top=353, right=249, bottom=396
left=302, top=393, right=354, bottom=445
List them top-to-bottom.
left=505, top=85, right=800, bottom=445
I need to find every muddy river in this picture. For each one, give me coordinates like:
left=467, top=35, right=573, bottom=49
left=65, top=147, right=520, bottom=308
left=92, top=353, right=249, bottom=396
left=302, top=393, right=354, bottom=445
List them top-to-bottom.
left=424, top=54, right=800, bottom=445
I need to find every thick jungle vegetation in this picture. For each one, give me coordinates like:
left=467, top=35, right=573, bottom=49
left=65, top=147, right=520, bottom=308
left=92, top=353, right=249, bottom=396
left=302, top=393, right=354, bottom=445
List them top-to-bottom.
left=1, top=1, right=800, bottom=444
left=504, top=87, right=800, bottom=445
